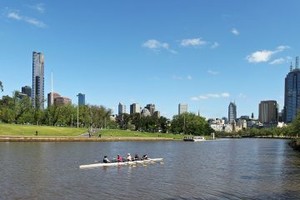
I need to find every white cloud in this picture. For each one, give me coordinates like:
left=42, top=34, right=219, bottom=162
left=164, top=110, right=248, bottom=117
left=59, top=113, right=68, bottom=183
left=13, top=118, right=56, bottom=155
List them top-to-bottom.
left=29, top=3, right=45, bottom=13
left=35, top=3, right=45, bottom=13
left=6, top=11, right=46, bottom=28
left=7, top=12, right=22, bottom=20
left=231, top=28, right=240, bottom=35
left=180, top=38, right=207, bottom=47
left=142, top=39, right=176, bottom=53
left=211, top=42, right=219, bottom=49
left=246, top=45, right=290, bottom=63
left=246, top=50, right=273, bottom=63
left=269, top=58, right=285, bottom=65
left=207, top=70, right=219, bottom=75
left=172, top=75, right=192, bottom=80
left=191, top=92, right=230, bottom=101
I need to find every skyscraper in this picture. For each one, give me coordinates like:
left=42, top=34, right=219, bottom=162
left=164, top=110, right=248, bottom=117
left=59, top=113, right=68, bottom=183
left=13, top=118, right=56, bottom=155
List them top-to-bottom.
left=32, top=51, right=45, bottom=109
left=284, top=57, right=300, bottom=123
left=21, top=86, right=31, bottom=97
left=78, top=93, right=85, bottom=106
left=259, top=100, right=278, bottom=124
left=118, top=102, right=126, bottom=115
left=228, top=102, right=237, bottom=124
left=130, top=103, right=140, bottom=114
left=178, top=103, right=188, bottom=115
left=145, top=104, right=155, bottom=115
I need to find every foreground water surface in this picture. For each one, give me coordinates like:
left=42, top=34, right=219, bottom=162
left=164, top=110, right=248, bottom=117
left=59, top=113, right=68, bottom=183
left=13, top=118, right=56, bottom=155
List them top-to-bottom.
left=1, top=139, right=300, bottom=199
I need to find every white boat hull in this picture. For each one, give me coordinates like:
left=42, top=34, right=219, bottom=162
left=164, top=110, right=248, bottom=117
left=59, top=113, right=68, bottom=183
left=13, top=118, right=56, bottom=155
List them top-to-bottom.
left=79, top=158, right=163, bottom=169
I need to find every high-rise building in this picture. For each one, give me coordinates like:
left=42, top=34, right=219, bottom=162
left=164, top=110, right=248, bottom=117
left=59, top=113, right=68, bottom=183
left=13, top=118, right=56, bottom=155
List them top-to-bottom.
left=31, top=51, right=45, bottom=109
left=284, top=57, right=300, bottom=123
left=21, top=86, right=31, bottom=97
left=47, top=92, right=61, bottom=107
left=77, top=93, right=85, bottom=106
left=54, top=96, right=72, bottom=106
left=259, top=100, right=278, bottom=124
left=118, top=102, right=126, bottom=115
left=228, top=102, right=237, bottom=124
left=130, top=103, right=140, bottom=114
left=178, top=103, right=188, bottom=115
left=145, top=104, right=155, bottom=115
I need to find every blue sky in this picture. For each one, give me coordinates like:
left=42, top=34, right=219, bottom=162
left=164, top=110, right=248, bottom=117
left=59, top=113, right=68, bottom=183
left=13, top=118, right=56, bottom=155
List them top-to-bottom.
left=1, top=0, right=300, bottom=119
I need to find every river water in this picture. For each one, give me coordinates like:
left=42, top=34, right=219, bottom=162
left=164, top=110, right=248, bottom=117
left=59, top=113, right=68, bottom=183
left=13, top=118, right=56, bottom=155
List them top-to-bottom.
left=1, top=139, right=300, bottom=200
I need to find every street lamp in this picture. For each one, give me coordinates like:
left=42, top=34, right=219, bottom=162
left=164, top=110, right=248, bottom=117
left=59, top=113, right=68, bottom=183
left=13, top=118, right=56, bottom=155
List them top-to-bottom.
left=77, top=94, right=79, bottom=128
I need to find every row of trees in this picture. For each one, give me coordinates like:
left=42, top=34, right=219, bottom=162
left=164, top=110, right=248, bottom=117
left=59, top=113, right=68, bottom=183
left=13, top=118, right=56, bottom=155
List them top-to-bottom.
left=0, top=91, right=213, bottom=135
left=0, top=91, right=115, bottom=128
left=116, top=112, right=213, bottom=135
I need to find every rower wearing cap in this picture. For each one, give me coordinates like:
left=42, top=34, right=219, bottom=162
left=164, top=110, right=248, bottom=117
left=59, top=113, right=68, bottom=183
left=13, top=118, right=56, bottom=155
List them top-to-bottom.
left=126, top=153, right=132, bottom=161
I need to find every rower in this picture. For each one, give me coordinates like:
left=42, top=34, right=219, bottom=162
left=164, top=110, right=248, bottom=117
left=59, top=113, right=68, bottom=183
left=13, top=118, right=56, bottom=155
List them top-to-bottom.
left=126, top=153, right=132, bottom=161
left=134, top=154, right=140, bottom=160
left=142, top=154, right=148, bottom=160
left=117, top=155, right=123, bottom=162
left=103, top=156, right=110, bottom=163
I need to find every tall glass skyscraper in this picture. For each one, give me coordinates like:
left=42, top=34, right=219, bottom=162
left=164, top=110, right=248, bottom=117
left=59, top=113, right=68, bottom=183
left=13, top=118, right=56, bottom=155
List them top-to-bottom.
left=32, top=51, right=45, bottom=109
left=284, top=63, right=300, bottom=123
left=77, top=93, right=85, bottom=106
left=228, top=102, right=237, bottom=124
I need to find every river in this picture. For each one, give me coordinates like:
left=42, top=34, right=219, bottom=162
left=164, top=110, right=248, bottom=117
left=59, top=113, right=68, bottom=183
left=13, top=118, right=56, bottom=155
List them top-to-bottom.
left=1, top=139, right=300, bottom=199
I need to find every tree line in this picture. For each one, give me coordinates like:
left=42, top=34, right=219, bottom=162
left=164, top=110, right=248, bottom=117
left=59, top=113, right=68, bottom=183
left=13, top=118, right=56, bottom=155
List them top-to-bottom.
left=0, top=89, right=213, bottom=135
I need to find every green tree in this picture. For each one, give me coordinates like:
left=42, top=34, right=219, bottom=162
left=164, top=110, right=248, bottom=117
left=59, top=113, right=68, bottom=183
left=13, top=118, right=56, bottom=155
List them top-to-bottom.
left=170, top=113, right=211, bottom=135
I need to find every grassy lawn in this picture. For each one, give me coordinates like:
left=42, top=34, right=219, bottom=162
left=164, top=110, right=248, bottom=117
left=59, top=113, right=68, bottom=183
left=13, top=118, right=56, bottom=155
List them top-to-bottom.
left=0, top=123, right=184, bottom=139
left=0, top=123, right=86, bottom=136
left=99, top=129, right=184, bottom=139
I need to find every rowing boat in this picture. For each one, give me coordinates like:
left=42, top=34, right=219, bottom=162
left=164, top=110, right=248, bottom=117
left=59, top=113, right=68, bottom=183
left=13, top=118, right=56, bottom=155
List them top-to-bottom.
left=79, top=158, right=164, bottom=169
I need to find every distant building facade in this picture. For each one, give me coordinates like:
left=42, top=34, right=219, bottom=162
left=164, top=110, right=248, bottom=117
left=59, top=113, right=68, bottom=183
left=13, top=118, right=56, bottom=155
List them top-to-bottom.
left=31, top=51, right=45, bottom=109
left=284, top=58, right=300, bottom=123
left=21, top=86, right=31, bottom=97
left=47, top=92, right=61, bottom=107
left=77, top=93, right=85, bottom=106
left=54, top=96, right=72, bottom=106
left=259, top=100, right=278, bottom=124
left=118, top=102, right=126, bottom=115
left=228, top=102, right=237, bottom=124
left=130, top=103, right=140, bottom=114
left=178, top=103, right=188, bottom=115
left=145, top=104, right=155, bottom=115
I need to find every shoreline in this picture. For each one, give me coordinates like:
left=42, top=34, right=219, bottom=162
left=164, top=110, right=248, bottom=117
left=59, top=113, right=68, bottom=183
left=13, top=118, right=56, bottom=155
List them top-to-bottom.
left=0, top=135, right=176, bottom=142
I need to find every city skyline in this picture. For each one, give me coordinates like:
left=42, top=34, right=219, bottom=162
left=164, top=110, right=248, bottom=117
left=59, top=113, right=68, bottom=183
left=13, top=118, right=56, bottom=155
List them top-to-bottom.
left=1, top=1, right=300, bottom=119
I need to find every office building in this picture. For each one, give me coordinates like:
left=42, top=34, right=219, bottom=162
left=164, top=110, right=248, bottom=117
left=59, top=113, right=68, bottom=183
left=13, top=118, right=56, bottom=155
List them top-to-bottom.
left=31, top=51, right=45, bottom=109
left=284, top=57, right=300, bottom=123
left=21, top=86, right=31, bottom=97
left=47, top=92, right=61, bottom=107
left=78, top=93, right=85, bottom=106
left=54, top=96, right=72, bottom=106
left=259, top=100, right=278, bottom=124
left=118, top=102, right=126, bottom=115
left=228, top=102, right=237, bottom=124
left=130, top=103, right=140, bottom=114
left=178, top=103, right=188, bottom=115
left=145, top=104, right=155, bottom=115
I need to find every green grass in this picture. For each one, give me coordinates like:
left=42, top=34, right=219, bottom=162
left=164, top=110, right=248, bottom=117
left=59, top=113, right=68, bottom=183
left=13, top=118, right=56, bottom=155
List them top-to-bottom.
left=0, top=123, right=86, bottom=136
left=0, top=123, right=184, bottom=139
left=100, top=129, right=184, bottom=139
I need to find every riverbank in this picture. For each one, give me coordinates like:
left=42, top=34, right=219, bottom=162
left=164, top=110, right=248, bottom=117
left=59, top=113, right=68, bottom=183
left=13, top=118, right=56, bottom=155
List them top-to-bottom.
left=0, top=135, right=176, bottom=142
left=288, top=139, right=300, bottom=151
